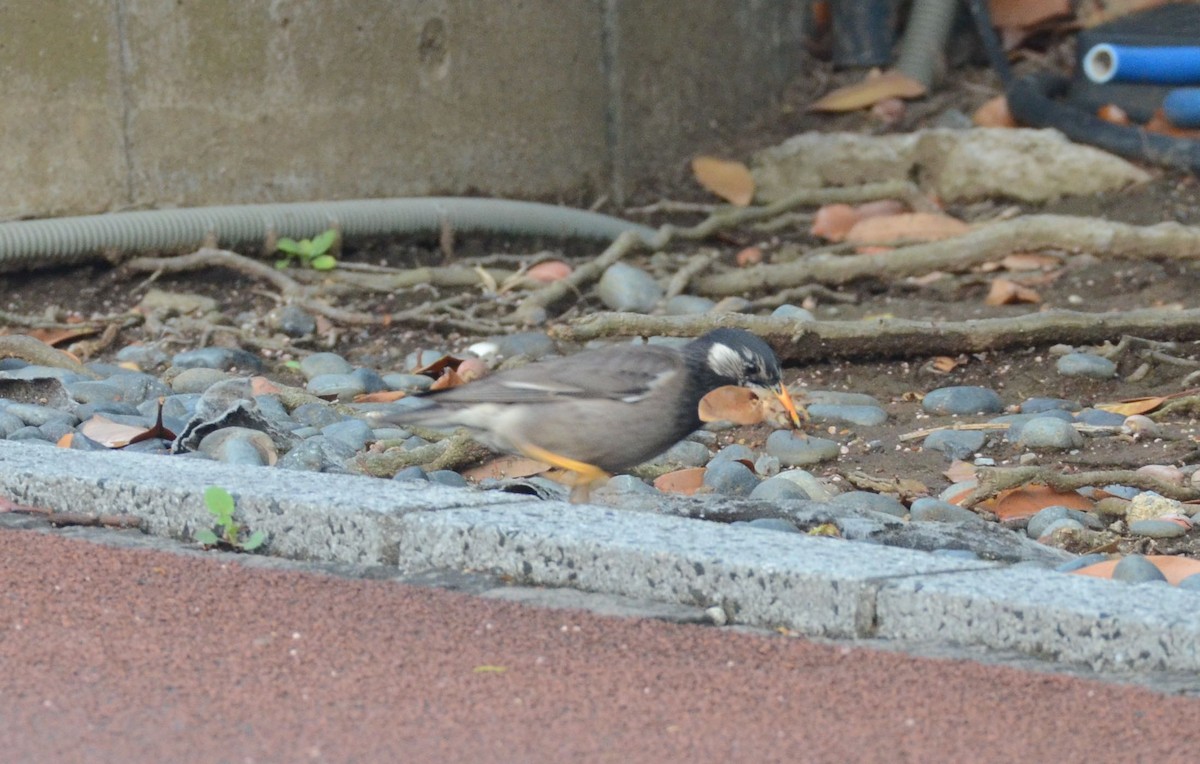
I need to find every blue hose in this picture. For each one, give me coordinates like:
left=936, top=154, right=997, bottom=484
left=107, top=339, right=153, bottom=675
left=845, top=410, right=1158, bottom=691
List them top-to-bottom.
left=1083, top=44, right=1200, bottom=85
left=1164, top=89, right=1200, bottom=128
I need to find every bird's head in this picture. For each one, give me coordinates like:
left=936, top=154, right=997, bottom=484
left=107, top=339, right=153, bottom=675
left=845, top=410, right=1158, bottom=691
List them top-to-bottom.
left=692, top=328, right=803, bottom=427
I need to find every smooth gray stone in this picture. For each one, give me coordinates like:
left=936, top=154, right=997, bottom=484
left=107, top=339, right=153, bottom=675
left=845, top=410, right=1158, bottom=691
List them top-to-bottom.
left=596, top=262, right=663, bottom=313
left=663, top=295, right=716, bottom=315
left=270, top=304, right=317, bottom=337
left=770, top=304, right=815, bottom=321
left=486, top=331, right=557, bottom=361
left=115, top=345, right=170, bottom=368
left=172, top=347, right=264, bottom=373
left=299, top=352, right=354, bottom=379
left=1056, top=352, right=1117, bottom=379
left=0, top=365, right=83, bottom=382
left=351, top=367, right=389, bottom=394
left=170, top=368, right=236, bottom=394
left=105, top=372, right=172, bottom=405
left=305, top=373, right=367, bottom=401
left=383, top=373, right=434, bottom=392
left=64, top=380, right=124, bottom=405
left=922, top=386, right=1003, bottom=415
left=805, top=390, right=881, bottom=407
left=142, top=393, right=200, bottom=421
left=253, top=394, right=291, bottom=422
left=1020, top=397, right=1081, bottom=414
left=4, top=403, right=79, bottom=428
left=291, top=403, right=347, bottom=428
left=807, top=404, right=887, bottom=427
left=1074, top=408, right=1127, bottom=426
left=1003, top=409, right=1075, bottom=441
left=0, top=411, right=25, bottom=438
left=1014, top=417, right=1083, bottom=450
left=320, top=419, right=375, bottom=451
left=38, top=420, right=76, bottom=442
left=7, top=425, right=49, bottom=442
left=290, top=426, right=320, bottom=439
left=371, top=427, right=411, bottom=441
left=196, top=428, right=273, bottom=466
left=923, top=429, right=985, bottom=460
left=764, top=431, right=839, bottom=466
left=402, top=436, right=431, bottom=451
left=277, top=437, right=357, bottom=473
left=649, top=439, right=711, bottom=469
left=709, top=444, right=755, bottom=465
left=753, top=453, right=780, bottom=477
left=703, top=459, right=759, bottom=497
left=392, top=466, right=430, bottom=482
left=428, top=469, right=470, bottom=488
left=771, top=469, right=834, bottom=501
left=597, top=474, right=658, bottom=495
left=749, top=476, right=810, bottom=502
left=829, top=491, right=908, bottom=518
left=909, top=498, right=987, bottom=525
left=1027, top=506, right=1104, bottom=539
left=735, top=517, right=801, bottom=533
left=1036, top=518, right=1086, bottom=539
left=1128, top=519, right=1189, bottom=539
left=1054, top=553, right=1112, bottom=573
left=1112, top=554, right=1168, bottom=584
left=1178, top=573, right=1200, bottom=590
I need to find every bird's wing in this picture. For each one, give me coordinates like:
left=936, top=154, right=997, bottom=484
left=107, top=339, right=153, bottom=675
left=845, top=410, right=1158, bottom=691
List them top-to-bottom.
left=426, top=346, right=684, bottom=405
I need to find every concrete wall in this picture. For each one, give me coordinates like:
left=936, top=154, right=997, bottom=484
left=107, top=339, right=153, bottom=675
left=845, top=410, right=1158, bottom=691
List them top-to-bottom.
left=0, top=1, right=806, bottom=219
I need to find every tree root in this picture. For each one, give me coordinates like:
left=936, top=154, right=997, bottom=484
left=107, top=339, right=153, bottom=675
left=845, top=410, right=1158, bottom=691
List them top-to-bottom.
left=692, top=214, right=1200, bottom=296
left=552, top=307, right=1200, bottom=363
left=352, top=431, right=492, bottom=478
left=961, top=466, right=1200, bottom=507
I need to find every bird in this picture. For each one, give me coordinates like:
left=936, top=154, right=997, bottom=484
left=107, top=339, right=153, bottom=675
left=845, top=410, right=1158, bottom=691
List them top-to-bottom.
left=381, top=328, right=803, bottom=501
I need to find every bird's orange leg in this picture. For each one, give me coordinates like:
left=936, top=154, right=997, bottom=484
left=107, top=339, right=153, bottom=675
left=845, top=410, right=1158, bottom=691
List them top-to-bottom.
left=514, top=441, right=610, bottom=503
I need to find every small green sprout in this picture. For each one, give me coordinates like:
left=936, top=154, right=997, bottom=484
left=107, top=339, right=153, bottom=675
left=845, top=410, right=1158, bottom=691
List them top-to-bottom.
left=275, top=228, right=338, bottom=271
left=195, top=486, right=267, bottom=552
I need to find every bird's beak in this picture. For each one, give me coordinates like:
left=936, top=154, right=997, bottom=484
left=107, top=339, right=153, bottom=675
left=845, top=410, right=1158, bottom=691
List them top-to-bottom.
left=773, top=383, right=805, bottom=429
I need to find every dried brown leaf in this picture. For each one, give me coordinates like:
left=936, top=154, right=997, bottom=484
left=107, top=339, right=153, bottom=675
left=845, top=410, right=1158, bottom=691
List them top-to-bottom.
left=809, top=70, right=926, bottom=112
left=972, top=95, right=1015, bottom=128
left=691, top=156, right=755, bottom=206
left=845, top=212, right=970, bottom=245
left=985, top=278, right=1042, bottom=306
left=698, top=386, right=766, bottom=425
left=653, top=467, right=708, bottom=495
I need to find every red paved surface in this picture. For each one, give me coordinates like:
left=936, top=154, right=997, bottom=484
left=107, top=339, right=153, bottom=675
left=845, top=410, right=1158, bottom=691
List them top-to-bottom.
left=1, top=528, right=1198, bottom=763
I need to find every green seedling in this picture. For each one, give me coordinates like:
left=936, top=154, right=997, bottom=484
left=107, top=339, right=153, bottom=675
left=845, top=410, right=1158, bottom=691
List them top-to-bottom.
left=275, top=228, right=338, bottom=271
left=195, top=485, right=267, bottom=552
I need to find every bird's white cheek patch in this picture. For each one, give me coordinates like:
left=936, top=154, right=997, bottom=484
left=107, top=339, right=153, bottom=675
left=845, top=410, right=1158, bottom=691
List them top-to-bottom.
left=706, top=343, right=744, bottom=377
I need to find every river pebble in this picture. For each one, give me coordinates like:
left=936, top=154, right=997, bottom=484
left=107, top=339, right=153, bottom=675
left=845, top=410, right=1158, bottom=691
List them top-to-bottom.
left=596, top=262, right=663, bottom=312
left=663, top=295, right=716, bottom=315
left=770, top=304, right=815, bottom=321
left=267, top=305, right=317, bottom=337
left=172, top=347, right=264, bottom=373
left=1056, top=352, right=1116, bottom=379
left=306, top=373, right=367, bottom=400
left=922, top=386, right=1003, bottom=415
left=1020, top=397, right=1081, bottom=413
left=807, top=404, right=887, bottom=427
left=1074, top=407, right=1126, bottom=426
left=1013, top=417, right=1082, bottom=450
left=923, top=429, right=985, bottom=460
left=764, top=431, right=839, bottom=466
left=703, top=459, right=759, bottom=497
left=748, top=476, right=810, bottom=502
left=829, top=490, right=907, bottom=517
left=909, top=498, right=987, bottom=525
left=1027, top=506, right=1104, bottom=539
left=735, top=517, right=801, bottom=533
left=1128, top=518, right=1190, bottom=539
left=1054, top=553, right=1113, bottom=573
left=1111, top=554, right=1167, bottom=584
left=1179, top=573, right=1200, bottom=591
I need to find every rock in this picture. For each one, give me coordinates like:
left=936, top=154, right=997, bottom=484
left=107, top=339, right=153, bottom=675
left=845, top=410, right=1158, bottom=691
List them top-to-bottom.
left=751, top=128, right=1148, bottom=205
left=596, top=263, right=663, bottom=313
left=662, top=295, right=716, bottom=315
left=709, top=297, right=752, bottom=314
left=770, top=304, right=815, bottom=321
left=267, top=305, right=317, bottom=337
left=485, top=332, right=557, bottom=361
left=115, top=345, right=170, bottom=368
left=172, top=347, right=263, bottom=373
left=300, top=352, right=354, bottom=380
left=1055, top=353, right=1117, bottom=379
left=351, top=367, right=389, bottom=394
left=170, top=368, right=237, bottom=394
left=104, top=373, right=173, bottom=405
left=306, top=373, right=367, bottom=401
left=382, top=373, right=434, bottom=392
left=922, top=386, right=1003, bottom=415
left=806, top=391, right=882, bottom=407
left=1020, top=397, right=1081, bottom=413
left=4, top=403, right=78, bottom=428
left=291, top=403, right=347, bottom=428
left=807, top=404, right=887, bottom=427
left=1074, top=408, right=1126, bottom=426
left=1122, top=415, right=1161, bottom=438
left=1014, top=417, right=1083, bottom=450
left=320, top=419, right=375, bottom=451
left=196, top=427, right=276, bottom=466
left=923, top=429, right=985, bottom=460
left=764, top=431, right=840, bottom=466
left=276, top=437, right=356, bottom=473
left=647, top=440, right=711, bottom=469
left=709, top=444, right=755, bottom=465
left=702, top=459, right=759, bottom=497
left=392, top=466, right=430, bottom=482
left=772, top=469, right=836, bottom=501
left=428, top=470, right=469, bottom=488
left=595, top=474, right=658, bottom=495
left=748, top=476, right=810, bottom=502
left=829, top=491, right=908, bottom=518
left=1126, top=491, right=1187, bottom=523
left=909, top=498, right=988, bottom=525
left=1027, top=506, right=1103, bottom=539
left=735, top=517, right=801, bottom=534
left=1037, top=518, right=1086, bottom=539
left=1128, top=518, right=1190, bottom=539
left=1054, top=553, right=1113, bottom=574
left=1111, top=555, right=1168, bottom=584
left=1179, top=573, right=1200, bottom=591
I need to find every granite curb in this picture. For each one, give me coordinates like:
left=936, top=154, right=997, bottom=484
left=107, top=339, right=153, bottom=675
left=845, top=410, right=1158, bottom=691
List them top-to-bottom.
left=1, top=440, right=1197, bottom=673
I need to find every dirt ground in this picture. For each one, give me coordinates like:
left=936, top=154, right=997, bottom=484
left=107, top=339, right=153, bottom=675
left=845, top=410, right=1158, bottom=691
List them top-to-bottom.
left=4, top=54, right=1200, bottom=561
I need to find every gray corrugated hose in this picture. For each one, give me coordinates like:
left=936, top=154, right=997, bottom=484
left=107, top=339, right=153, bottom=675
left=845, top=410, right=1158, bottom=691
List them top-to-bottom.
left=895, top=0, right=959, bottom=89
left=0, top=198, right=658, bottom=271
